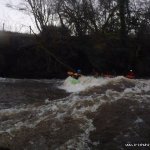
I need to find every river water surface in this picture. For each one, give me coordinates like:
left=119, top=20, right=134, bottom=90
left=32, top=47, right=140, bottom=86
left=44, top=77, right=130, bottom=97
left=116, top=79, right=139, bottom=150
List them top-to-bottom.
left=0, top=76, right=150, bottom=150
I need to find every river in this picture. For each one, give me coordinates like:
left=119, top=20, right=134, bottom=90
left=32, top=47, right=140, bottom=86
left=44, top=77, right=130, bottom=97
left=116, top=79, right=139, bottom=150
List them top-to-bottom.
left=0, top=76, right=150, bottom=150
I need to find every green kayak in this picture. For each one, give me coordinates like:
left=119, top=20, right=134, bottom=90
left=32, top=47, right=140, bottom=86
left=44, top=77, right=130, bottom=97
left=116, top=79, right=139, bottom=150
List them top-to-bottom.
left=70, top=78, right=80, bottom=84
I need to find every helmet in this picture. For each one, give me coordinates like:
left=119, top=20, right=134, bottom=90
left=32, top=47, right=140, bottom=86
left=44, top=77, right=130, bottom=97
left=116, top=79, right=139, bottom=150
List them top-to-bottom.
left=77, top=69, right=81, bottom=73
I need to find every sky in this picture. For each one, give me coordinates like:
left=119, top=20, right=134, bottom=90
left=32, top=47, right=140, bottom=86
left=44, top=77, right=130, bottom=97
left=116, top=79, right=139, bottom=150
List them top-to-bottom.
left=0, top=0, right=36, bottom=33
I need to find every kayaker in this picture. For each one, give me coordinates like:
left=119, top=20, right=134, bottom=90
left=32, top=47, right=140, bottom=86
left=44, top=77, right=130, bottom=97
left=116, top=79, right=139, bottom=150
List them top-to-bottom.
left=74, top=69, right=82, bottom=79
left=77, top=69, right=81, bottom=74
left=67, top=70, right=81, bottom=79
left=126, top=70, right=135, bottom=79
left=67, top=71, right=74, bottom=77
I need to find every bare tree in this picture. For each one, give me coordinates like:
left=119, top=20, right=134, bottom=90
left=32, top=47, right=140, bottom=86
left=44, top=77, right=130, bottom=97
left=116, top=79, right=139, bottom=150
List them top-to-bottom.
left=6, top=0, right=150, bottom=38
left=21, top=0, right=56, bottom=32
left=55, top=0, right=99, bottom=36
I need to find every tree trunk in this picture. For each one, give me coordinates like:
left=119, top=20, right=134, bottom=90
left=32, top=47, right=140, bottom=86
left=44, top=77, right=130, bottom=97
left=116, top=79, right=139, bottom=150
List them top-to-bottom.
left=118, top=0, right=127, bottom=46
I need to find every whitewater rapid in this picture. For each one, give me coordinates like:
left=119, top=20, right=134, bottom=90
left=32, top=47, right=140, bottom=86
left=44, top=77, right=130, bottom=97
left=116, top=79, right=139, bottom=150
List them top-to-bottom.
left=0, top=76, right=150, bottom=150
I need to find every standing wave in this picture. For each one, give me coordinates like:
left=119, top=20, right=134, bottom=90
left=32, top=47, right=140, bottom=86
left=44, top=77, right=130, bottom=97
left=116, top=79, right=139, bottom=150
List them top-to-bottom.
left=0, top=76, right=150, bottom=150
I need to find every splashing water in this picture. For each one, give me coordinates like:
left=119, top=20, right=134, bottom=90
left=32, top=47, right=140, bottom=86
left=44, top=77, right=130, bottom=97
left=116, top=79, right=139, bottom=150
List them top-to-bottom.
left=0, top=76, right=150, bottom=150
left=60, top=76, right=128, bottom=93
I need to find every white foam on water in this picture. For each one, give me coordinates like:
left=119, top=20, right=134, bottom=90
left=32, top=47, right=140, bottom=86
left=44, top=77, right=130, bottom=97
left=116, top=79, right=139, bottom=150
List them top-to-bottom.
left=0, top=76, right=150, bottom=149
left=59, top=76, right=105, bottom=92
left=60, top=76, right=128, bottom=93
left=0, top=77, right=20, bottom=83
left=0, top=77, right=140, bottom=132
left=0, top=77, right=6, bottom=81
left=122, top=79, right=150, bottom=102
left=135, top=80, right=150, bottom=92
left=0, top=92, right=107, bottom=149
left=0, top=106, right=30, bottom=116
left=56, top=117, right=97, bottom=150
left=134, top=117, right=144, bottom=124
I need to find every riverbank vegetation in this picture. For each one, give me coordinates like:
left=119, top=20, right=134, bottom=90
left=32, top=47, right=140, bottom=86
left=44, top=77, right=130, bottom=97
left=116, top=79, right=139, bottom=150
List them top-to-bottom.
left=0, top=0, right=150, bottom=78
